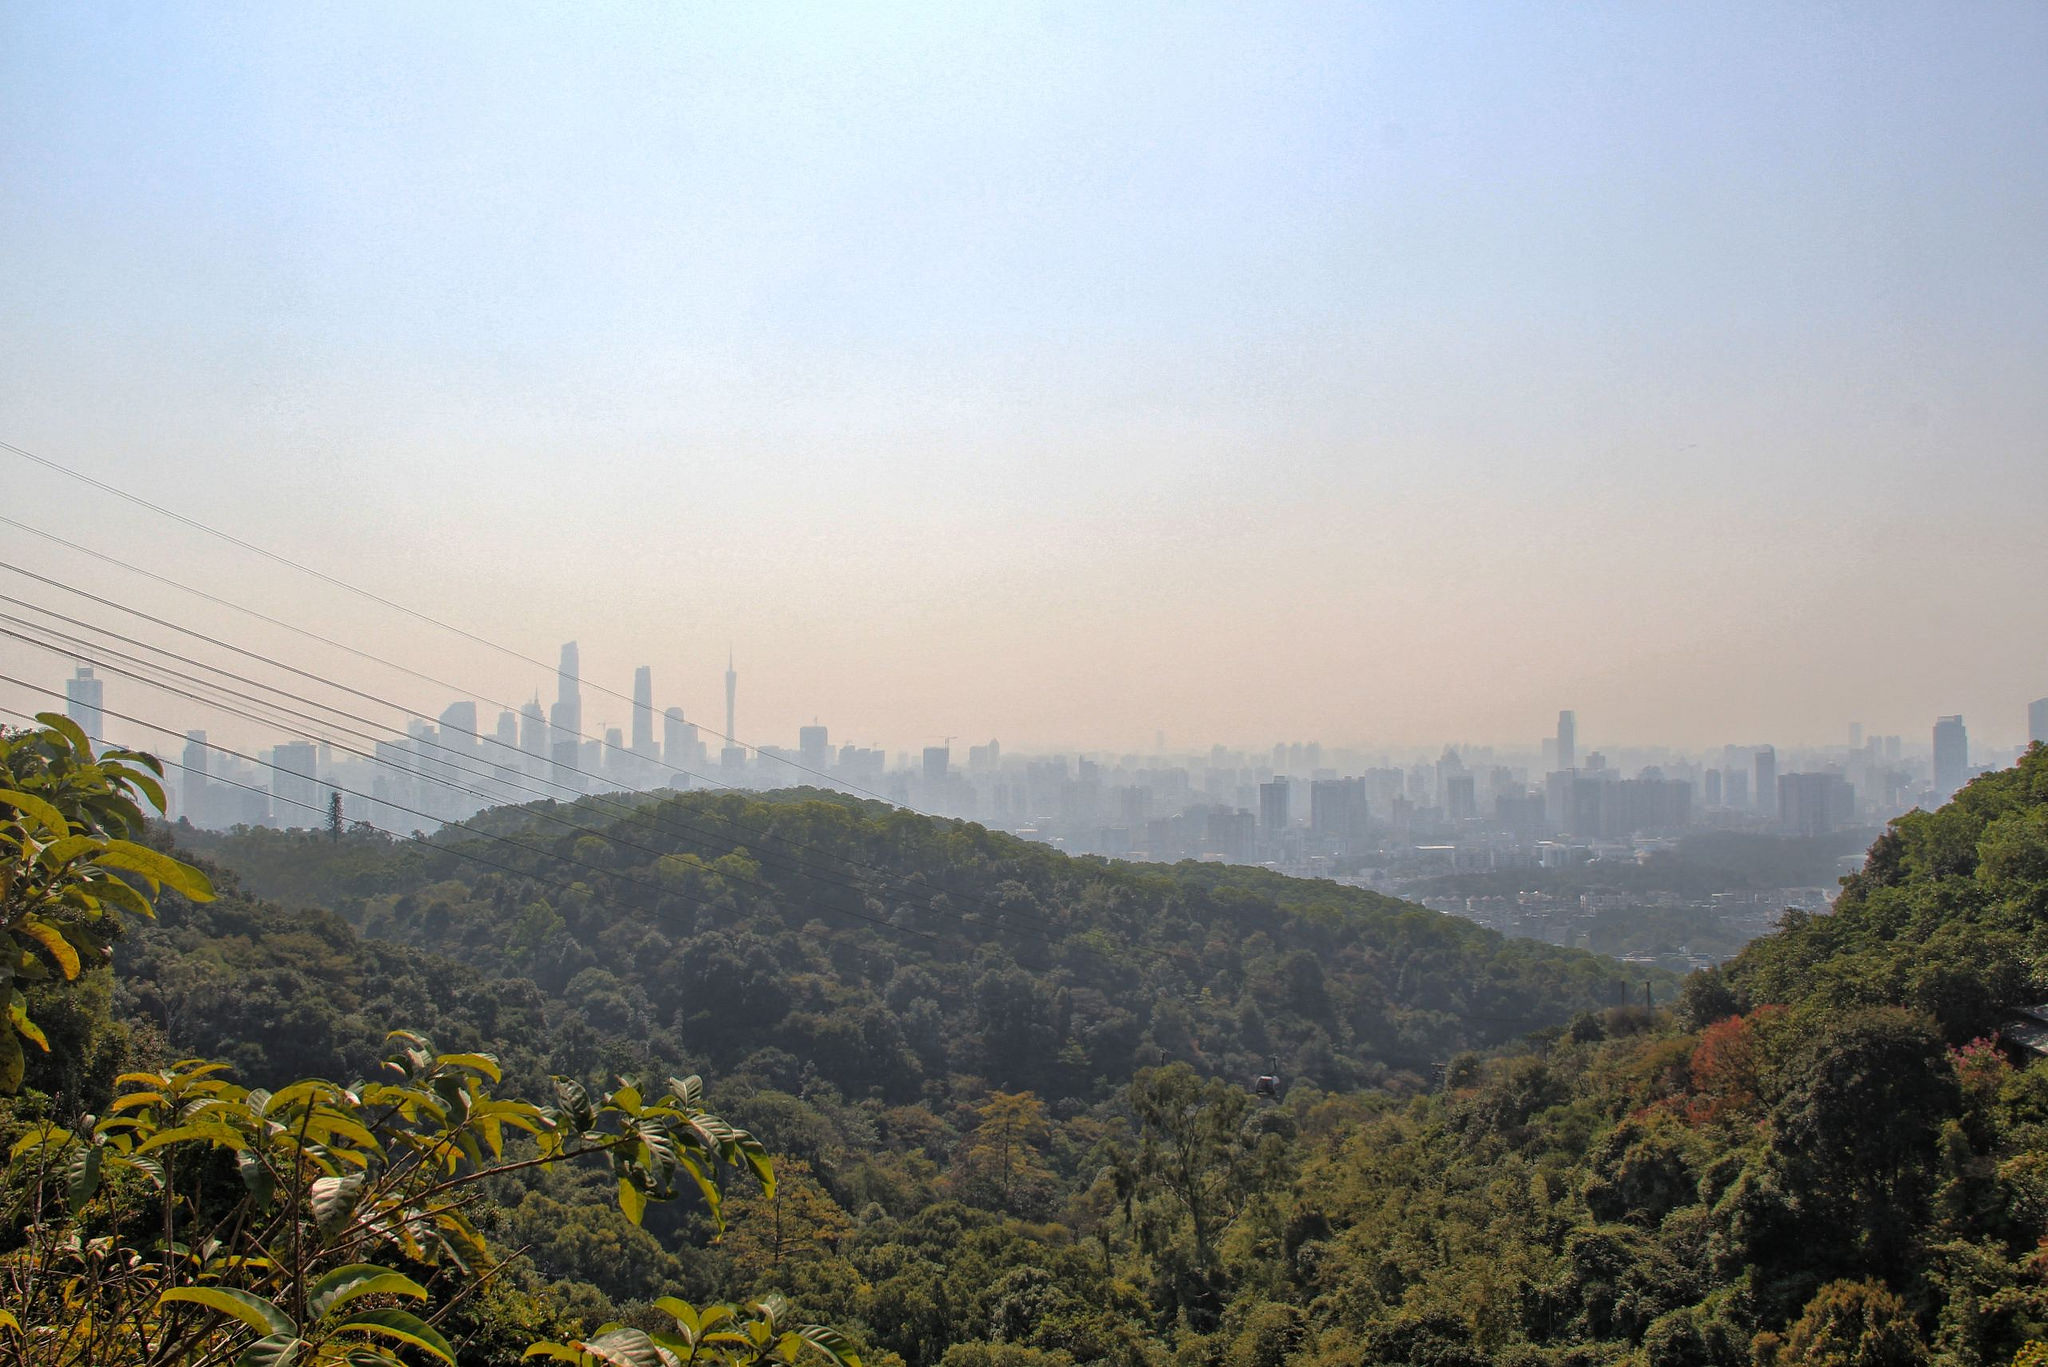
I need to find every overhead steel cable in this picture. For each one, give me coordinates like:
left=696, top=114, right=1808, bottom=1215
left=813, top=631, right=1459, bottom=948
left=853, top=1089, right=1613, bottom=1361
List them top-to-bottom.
left=1, top=439, right=913, bottom=802
left=0, top=556, right=1095, bottom=946
left=0, top=604, right=1099, bottom=956
left=1, top=625, right=1171, bottom=976
left=0, top=634, right=1055, bottom=957
left=0, top=673, right=964, bottom=954
left=1, top=694, right=1556, bottom=1042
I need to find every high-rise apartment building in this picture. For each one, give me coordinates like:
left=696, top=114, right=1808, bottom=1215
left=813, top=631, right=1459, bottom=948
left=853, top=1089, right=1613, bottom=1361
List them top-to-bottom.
left=65, top=665, right=104, bottom=743
left=2031, top=697, right=2048, bottom=747
left=1556, top=710, right=1576, bottom=772
left=1934, top=715, right=1969, bottom=798
left=271, top=741, right=322, bottom=825
left=922, top=745, right=950, bottom=786
left=1755, top=746, right=1777, bottom=818
left=1779, top=772, right=1855, bottom=836
left=1444, top=773, right=1477, bottom=821
left=1309, top=777, right=1370, bottom=845
left=1258, top=778, right=1290, bottom=835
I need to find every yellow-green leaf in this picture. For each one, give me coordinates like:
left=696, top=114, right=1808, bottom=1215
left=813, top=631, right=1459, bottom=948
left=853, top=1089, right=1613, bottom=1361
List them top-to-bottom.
left=0, top=789, right=67, bottom=838
left=95, top=840, right=216, bottom=902
left=18, top=919, right=81, bottom=979
left=160, top=1286, right=293, bottom=1336
left=333, top=1308, right=456, bottom=1364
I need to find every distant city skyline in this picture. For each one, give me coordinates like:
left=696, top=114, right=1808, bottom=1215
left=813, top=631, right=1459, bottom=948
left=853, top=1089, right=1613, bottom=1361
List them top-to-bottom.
left=3, top=5, right=2044, bottom=754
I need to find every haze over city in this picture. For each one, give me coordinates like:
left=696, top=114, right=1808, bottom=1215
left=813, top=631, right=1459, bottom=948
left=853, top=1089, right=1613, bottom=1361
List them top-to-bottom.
left=5, top=3, right=2047, bottom=755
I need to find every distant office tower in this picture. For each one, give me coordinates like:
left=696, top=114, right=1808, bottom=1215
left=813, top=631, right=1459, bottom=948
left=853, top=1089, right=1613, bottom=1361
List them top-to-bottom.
left=550, top=643, right=583, bottom=791
left=551, top=643, right=582, bottom=747
left=724, top=651, right=737, bottom=742
left=65, top=665, right=104, bottom=743
left=631, top=667, right=656, bottom=759
left=2031, top=697, right=2048, bottom=747
left=519, top=698, right=546, bottom=760
left=438, top=701, right=478, bottom=767
left=663, top=707, right=700, bottom=777
left=494, top=710, right=517, bottom=752
left=1556, top=711, right=1576, bottom=772
left=1934, top=715, right=1969, bottom=798
left=799, top=725, right=830, bottom=774
left=181, top=730, right=209, bottom=825
left=968, top=740, right=1002, bottom=775
left=271, top=741, right=322, bottom=825
left=922, top=745, right=950, bottom=786
left=1755, top=746, right=1777, bottom=818
left=1704, top=769, right=1723, bottom=806
left=1725, top=769, right=1749, bottom=809
left=1779, top=772, right=1855, bottom=837
left=1445, top=774, right=1477, bottom=821
left=1310, top=777, right=1370, bottom=845
left=1258, top=779, right=1290, bottom=835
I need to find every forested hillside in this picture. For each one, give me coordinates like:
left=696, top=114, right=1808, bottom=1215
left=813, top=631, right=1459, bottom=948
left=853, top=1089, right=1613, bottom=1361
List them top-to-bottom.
left=15, top=732, right=2048, bottom=1367
left=168, top=789, right=1644, bottom=1097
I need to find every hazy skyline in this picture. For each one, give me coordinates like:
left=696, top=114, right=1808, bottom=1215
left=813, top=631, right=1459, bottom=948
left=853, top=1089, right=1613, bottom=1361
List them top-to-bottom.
left=4, top=4, right=2046, bottom=752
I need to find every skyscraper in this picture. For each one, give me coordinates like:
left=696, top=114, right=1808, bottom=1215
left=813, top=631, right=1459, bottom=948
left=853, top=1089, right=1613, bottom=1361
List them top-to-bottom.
left=550, top=642, right=582, bottom=743
left=550, top=643, right=582, bottom=790
left=724, top=651, right=737, bottom=742
left=65, top=665, right=104, bottom=743
left=631, top=666, right=656, bottom=760
left=2031, top=697, right=2048, bottom=747
left=518, top=698, right=546, bottom=761
left=663, top=707, right=700, bottom=779
left=1556, top=710, right=1576, bottom=772
left=1934, top=715, right=1969, bottom=798
left=799, top=724, right=830, bottom=774
left=181, top=730, right=209, bottom=825
left=271, top=741, right=321, bottom=825
left=1754, top=746, right=1777, bottom=818
left=1259, top=778, right=1290, bottom=836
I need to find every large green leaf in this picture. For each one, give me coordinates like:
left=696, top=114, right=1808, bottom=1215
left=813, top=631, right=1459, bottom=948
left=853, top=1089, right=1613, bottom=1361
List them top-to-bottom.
left=34, top=711, right=92, bottom=758
left=0, top=788, right=67, bottom=837
left=95, top=839, right=216, bottom=901
left=17, top=918, right=80, bottom=979
left=65, top=1142, right=101, bottom=1215
left=310, top=1172, right=366, bottom=1232
left=309, top=1264, right=427, bottom=1320
left=160, top=1286, right=295, bottom=1337
left=332, top=1308, right=457, bottom=1365
left=574, top=1328, right=672, bottom=1367
left=234, top=1332, right=307, bottom=1367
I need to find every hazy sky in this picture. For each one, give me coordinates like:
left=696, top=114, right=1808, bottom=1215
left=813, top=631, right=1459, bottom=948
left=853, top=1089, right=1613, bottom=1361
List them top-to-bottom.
left=3, top=3, right=2045, bottom=756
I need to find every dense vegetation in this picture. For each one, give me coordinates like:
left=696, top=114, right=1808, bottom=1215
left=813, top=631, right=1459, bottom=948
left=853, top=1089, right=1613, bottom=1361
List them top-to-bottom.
left=13, top=727, right=2048, bottom=1367
left=169, top=789, right=1646, bottom=1095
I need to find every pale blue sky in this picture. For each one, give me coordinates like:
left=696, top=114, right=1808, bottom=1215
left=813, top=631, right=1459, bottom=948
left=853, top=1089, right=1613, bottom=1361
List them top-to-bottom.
left=2, top=3, right=2044, bottom=751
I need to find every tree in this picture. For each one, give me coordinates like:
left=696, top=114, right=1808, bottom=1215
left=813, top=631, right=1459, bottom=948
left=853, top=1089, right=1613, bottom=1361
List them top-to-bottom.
left=0, top=714, right=215, bottom=1092
left=1, top=1033, right=783, bottom=1366
left=1125, top=1063, right=1277, bottom=1266
left=951, top=1091, right=1055, bottom=1215
left=1773, top=1280, right=1929, bottom=1367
